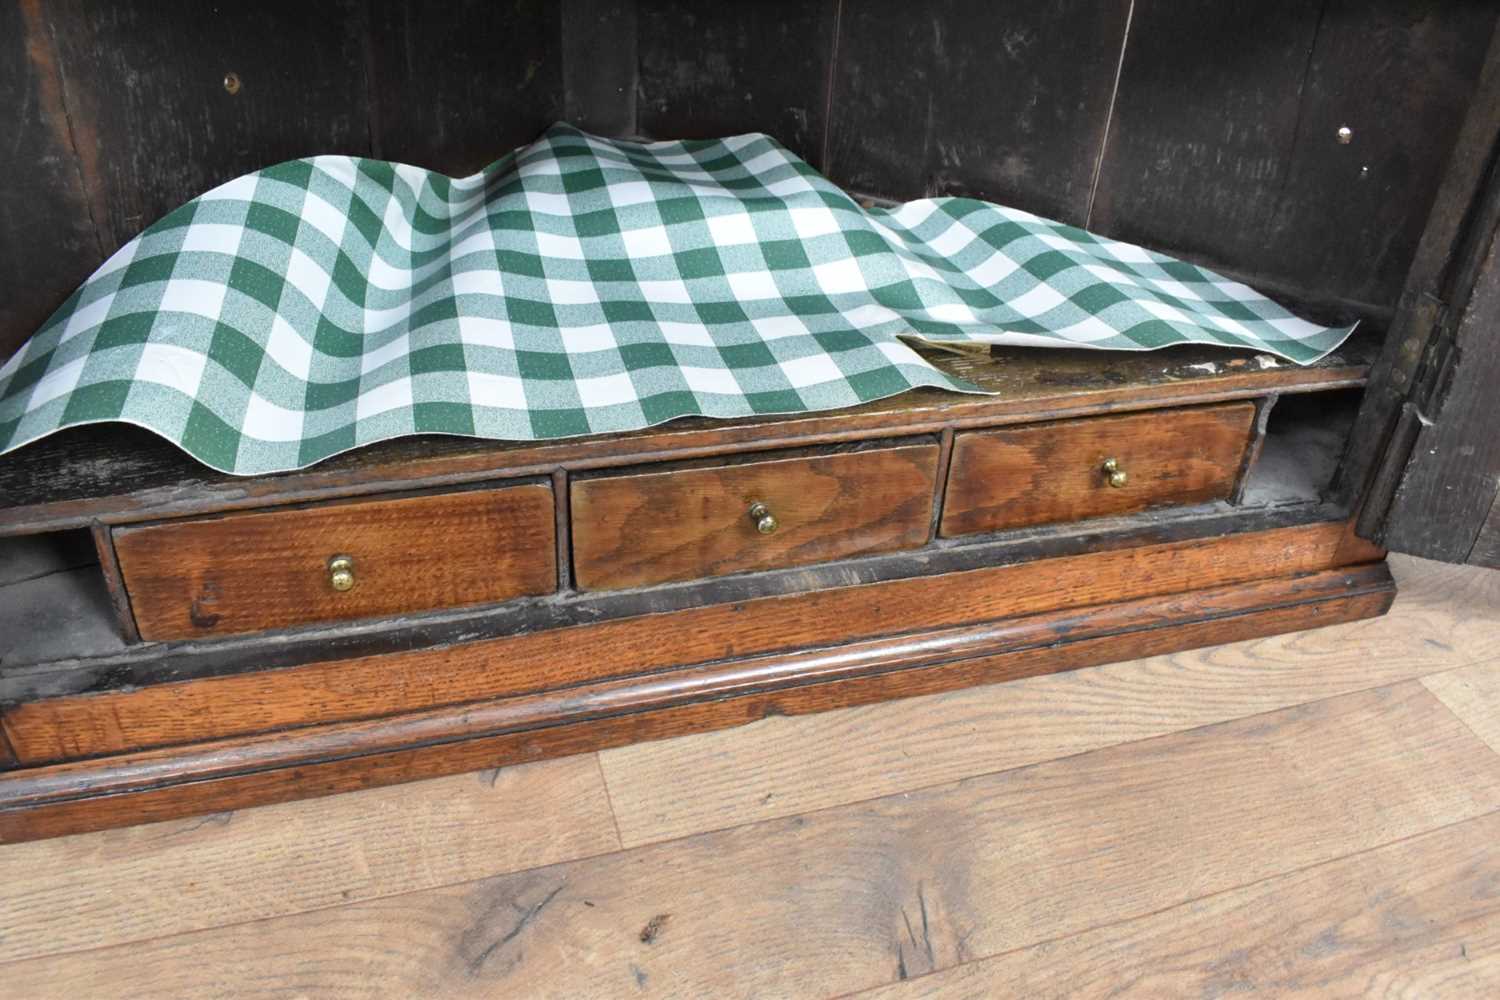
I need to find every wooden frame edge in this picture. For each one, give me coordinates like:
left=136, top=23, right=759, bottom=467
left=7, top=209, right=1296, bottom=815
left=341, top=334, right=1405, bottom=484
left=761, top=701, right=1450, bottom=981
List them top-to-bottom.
left=0, top=560, right=1394, bottom=843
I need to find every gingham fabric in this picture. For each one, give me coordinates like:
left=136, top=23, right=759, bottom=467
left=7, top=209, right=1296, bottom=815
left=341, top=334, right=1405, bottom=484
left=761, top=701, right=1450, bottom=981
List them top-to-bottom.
left=0, top=123, right=1356, bottom=475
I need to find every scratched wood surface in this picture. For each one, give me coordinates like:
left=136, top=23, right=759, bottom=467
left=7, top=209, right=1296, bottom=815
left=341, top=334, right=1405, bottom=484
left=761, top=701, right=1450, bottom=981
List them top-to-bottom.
left=3, top=3, right=1490, bottom=364
left=939, top=402, right=1254, bottom=536
left=571, top=443, right=940, bottom=589
left=2, top=553, right=1498, bottom=997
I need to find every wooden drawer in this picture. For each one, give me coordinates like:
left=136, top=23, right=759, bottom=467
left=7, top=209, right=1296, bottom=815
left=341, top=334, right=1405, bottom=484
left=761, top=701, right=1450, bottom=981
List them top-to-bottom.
left=940, top=403, right=1256, bottom=537
left=571, top=443, right=941, bottom=590
left=115, top=484, right=557, bottom=640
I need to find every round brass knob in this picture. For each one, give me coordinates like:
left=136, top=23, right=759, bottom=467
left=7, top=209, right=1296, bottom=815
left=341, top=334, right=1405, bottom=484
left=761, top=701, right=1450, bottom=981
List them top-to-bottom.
left=1102, top=458, right=1128, bottom=488
left=748, top=501, right=779, bottom=534
left=328, top=554, right=355, bottom=592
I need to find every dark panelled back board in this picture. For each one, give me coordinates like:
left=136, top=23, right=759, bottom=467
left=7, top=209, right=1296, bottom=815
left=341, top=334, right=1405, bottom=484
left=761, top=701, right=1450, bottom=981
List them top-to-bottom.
left=0, top=0, right=1493, bottom=364
left=369, top=0, right=564, bottom=174
left=636, top=0, right=837, bottom=169
left=823, top=0, right=1132, bottom=225
left=1090, top=0, right=1496, bottom=311
left=0, top=1, right=102, bottom=367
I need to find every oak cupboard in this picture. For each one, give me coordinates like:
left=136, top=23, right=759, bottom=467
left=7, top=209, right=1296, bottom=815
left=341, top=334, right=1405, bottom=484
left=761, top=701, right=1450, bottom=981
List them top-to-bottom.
left=2, top=2, right=1499, bottom=840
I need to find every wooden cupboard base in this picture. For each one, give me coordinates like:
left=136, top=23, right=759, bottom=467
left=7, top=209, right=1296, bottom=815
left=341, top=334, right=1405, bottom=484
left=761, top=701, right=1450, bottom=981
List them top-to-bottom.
left=0, top=557, right=1394, bottom=843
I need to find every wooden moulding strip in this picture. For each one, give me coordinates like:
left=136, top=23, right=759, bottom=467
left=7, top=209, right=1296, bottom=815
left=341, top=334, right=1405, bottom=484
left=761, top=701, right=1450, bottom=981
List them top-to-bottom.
left=0, top=362, right=1368, bottom=537
left=4, top=520, right=1378, bottom=763
left=0, top=561, right=1394, bottom=843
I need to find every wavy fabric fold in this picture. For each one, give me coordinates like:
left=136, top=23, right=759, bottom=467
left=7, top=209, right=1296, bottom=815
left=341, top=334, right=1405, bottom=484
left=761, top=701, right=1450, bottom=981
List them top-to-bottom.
left=0, top=123, right=1356, bottom=475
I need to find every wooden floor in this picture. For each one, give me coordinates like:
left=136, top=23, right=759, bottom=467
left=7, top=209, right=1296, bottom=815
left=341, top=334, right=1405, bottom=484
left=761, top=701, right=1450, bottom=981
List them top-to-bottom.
left=3, top=554, right=1499, bottom=998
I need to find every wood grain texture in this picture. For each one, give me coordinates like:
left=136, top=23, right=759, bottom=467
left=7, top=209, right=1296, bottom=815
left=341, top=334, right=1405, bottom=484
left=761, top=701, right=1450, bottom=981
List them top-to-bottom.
left=0, top=0, right=102, bottom=363
left=367, top=0, right=563, bottom=173
left=637, top=0, right=836, bottom=167
left=824, top=0, right=1132, bottom=224
left=1090, top=0, right=1495, bottom=309
left=1341, top=18, right=1500, bottom=516
left=1381, top=193, right=1500, bottom=562
left=0, top=340, right=1375, bottom=537
left=940, top=402, right=1254, bottom=536
left=572, top=443, right=939, bottom=590
left=114, top=483, right=556, bottom=640
left=5, top=521, right=1369, bottom=762
left=89, top=522, right=138, bottom=644
left=598, top=553, right=1486, bottom=846
left=0, top=565, right=1392, bottom=843
left=1424, top=661, right=1500, bottom=754
left=5, top=683, right=1496, bottom=997
left=0, top=754, right=617, bottom=965
left=853, top=809, right=1500, bottom=999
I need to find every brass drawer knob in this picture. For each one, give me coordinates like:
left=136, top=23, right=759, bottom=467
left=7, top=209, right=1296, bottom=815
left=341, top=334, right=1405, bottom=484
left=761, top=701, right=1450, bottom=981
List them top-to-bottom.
left=1102, top=458, right=1128, bottom=488
left=748, top=501, right=779, bottom=534
left=327, top=554, right=356, bottom=592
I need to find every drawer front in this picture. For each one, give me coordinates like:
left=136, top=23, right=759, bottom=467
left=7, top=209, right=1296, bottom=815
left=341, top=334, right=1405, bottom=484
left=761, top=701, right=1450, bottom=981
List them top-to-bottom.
left=940, top=402, right=1256, bottom=537
left=571, top=443, right=941, bottom=590
left=116, top=484, right=556, bottom=640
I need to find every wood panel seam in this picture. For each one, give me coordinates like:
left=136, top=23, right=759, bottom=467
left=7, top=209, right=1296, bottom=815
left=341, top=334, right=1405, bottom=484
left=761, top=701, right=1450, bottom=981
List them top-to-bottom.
left=32, top=0, right=104, bottom=259
left=1083, top=0, right=1135, bottom=228
left=591, top=753, right=626, bottom=851
left=832, top=802, right=1500, bottom=1000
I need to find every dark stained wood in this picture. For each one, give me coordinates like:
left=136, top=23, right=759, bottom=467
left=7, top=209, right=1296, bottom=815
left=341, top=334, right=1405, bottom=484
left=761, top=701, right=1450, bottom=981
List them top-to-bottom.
left=0, top=0, right=102, bottom=363
left=367, top=0, right=563, bottom=174
left=561, top=0, right=637, bottom=137
left=636, top=0, right=837, bottom=167
left=824, top=0, right=1132, bottom=224
left=1091, top=0, right=1495, bottom=311
left=41, top=1, right=370, bottom=258
left=1342, top=20, right=1500, bottom=515
left=1379, top=205, right=1500, bottom=562
left=0, top=340, right=1376, bottom=537
left=941, top=403, right=1255, bottom=536
left=572, top=443, right=939, bottom=590
left=551, top=468, right=573, bottom=591
left=114, top=484, right=557, bottom=641
left=1471, top=491, right=1500, bottom=570
left=1, top=500, right=1350, bottom=705
left=3, top=519, right=1370, bottom=762
left=89, top=523, right=139, bottom=644
left=0, top=561, right=1393, bottom=842
left=0, top=567, right=126, bottom=670
left=9, top=675, right=1492, bottom=997
left=0, top=721, right=16, bottom=771
left=0, top=754, right=621, bottom=967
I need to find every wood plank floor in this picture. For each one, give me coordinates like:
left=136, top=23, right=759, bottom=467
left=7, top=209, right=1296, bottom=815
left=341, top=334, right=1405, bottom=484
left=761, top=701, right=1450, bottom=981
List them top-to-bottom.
left=3, top=554, right=1498, bottom=998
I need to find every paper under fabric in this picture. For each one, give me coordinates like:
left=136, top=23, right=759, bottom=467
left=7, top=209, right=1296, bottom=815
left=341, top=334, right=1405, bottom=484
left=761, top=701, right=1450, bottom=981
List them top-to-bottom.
left=0, top=123, right=1356, bottom=475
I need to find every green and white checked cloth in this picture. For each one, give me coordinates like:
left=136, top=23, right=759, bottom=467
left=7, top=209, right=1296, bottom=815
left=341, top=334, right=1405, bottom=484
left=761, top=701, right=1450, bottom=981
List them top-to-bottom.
left=0, top=123, right=1356, bottom=475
